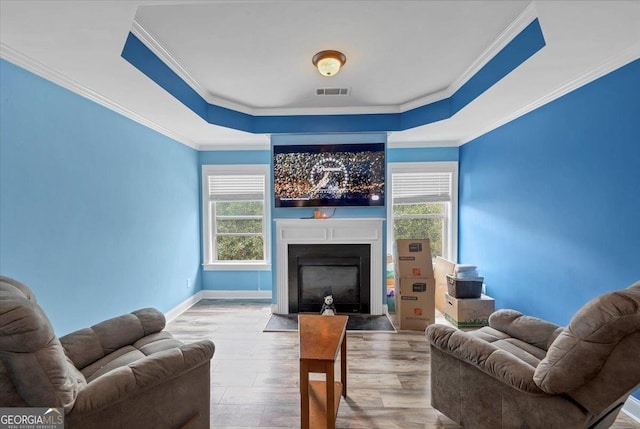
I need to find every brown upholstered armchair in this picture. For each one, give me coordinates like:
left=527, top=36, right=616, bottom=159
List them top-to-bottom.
left=0, top=275, right=215, bottom=429
left=426, top=280, right=640, bottom=429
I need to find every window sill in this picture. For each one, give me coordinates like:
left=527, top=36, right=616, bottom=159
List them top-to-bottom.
left=203, top=263, right=271, bottom=272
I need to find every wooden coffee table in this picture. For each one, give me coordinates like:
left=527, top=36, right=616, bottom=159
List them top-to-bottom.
left=299, top=314, right=348, bottom=429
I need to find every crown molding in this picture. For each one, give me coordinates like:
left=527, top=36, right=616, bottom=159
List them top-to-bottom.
left=399, top=2, right=539, bottom=113
left=7, top=3, right=634, bottom=152
left=130, top=4, right=539, bottom=118
left=131, top=18, right=256, bottom=116
left=132, top=19, right=405, bottom=117
left=461, top=41, right=640, bottom=145
left=0, top=42, right=199, bottom=150
left=252, top=104, right=402, bottom=116
left=387, top=139, right=461, bottom=149
left=197, top=141, right=270, bottom=151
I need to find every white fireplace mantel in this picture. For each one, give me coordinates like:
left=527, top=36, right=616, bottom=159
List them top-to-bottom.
left=274, top=218, right=384, bottom=315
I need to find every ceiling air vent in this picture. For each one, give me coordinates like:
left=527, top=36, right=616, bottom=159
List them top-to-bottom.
left=316, top=87, right=350, bottom=96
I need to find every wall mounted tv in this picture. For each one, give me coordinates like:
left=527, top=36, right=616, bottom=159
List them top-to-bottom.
left=273, top=142, right=385, bottom=208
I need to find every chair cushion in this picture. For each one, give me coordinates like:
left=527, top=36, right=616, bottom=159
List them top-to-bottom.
left=0, top=276, right=37, bottom=303
left=534, top=281, right=640, bottom=394
left=0, top=283, right=86, bottom=411
left=60, top=308, right=166, bottom=369
left=488, top=309, right=562, bottom=350
left=469, top=326, right=511, bottom=343
left=470, top=326, right=546, bottom=367
left=134, top=331, right=184, bottom=355
left=81, top=332, right=185, bottom=383
left=491, top=339, right=545, bottom=367
left=82, top=346, right=146, bottom=383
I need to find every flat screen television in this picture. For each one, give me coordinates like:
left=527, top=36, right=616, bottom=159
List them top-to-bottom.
left=273, top=142, right=385, bottom=208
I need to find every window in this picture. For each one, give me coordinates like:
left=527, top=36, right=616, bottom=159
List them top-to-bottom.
left=388, top=162, right=458, bottom=261
left=202, top=165, right=270, bottom=270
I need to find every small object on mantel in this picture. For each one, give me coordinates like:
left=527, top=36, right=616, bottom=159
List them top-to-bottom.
left=320, top=294, right=337, bottom=316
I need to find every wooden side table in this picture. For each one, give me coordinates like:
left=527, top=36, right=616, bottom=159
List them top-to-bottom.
left=299, top=314, right=348, bottom=429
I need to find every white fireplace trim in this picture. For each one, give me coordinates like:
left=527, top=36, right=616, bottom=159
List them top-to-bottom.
left=274, top=218, right=384, bottom=315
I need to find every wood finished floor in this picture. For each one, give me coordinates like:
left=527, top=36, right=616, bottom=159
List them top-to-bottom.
left=166, top=299, right=640, bottom=429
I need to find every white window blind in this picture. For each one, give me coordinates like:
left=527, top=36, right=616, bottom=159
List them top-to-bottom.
left=201, top=164, right=271, bottom=270
left=392, top=172, right=452, bottom=204
left=208, top=175, right=265, bottom=201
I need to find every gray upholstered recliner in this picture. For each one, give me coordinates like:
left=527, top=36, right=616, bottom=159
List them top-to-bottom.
left=0, top=275, right=215, bottom=429
left=426, top=280, right=640, bottom=429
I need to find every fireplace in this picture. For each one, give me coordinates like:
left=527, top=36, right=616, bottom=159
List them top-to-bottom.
left=274, top=218, right=384, bottom=315
left=288, top=244, right=370, bottom=313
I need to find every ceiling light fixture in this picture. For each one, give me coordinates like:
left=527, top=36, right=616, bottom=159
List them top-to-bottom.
left=312, top=50, right=347, bottom=77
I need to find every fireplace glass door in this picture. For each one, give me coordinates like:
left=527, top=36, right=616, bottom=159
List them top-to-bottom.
left=288, top=244, right=370, bottom=313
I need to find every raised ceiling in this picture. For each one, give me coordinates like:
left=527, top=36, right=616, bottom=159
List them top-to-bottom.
left=1, top=1, right=639, bottom=149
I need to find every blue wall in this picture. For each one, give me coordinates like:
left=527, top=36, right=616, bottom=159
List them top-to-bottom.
left=459, top=58, right=640, bottom=325
left=0, top=59, right=202, bottom=335
left=197, top=139, right=459, bottom=301
left=197, top=150, right=272, bottom=291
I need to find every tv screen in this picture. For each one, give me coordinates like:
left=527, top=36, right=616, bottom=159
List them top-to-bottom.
left=273, top=143, right=385, bottom=208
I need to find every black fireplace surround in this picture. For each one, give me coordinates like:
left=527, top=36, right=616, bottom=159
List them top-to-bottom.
left=288, top=244, right=371, bottom=314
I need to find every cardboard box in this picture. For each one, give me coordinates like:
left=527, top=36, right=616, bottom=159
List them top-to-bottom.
left=393, top=239, right=434, bottom=279
left=434, top=256, right=456, bottom=313
left=397, top=278, right=435, bottom=331
left=443, top=293, right=495, bottom=328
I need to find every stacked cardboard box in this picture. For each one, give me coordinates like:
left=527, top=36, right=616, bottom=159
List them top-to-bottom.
left=393, top=239, right=435, bottom=331
left=434, top=257, right=495, bottom=328
left=434, top=257, right=456, bottom=314
left=443, top=293, right=495, bottom=328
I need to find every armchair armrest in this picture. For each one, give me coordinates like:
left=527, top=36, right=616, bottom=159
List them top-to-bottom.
left=60, top=308, right=166, bottom=369
left=489, top=309, right=563, bottom=350
left=426, top=324, right=545, bottom=394
left=71, top=339, right=215, bottom=414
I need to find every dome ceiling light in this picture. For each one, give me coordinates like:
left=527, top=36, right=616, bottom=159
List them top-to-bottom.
left=312, top=50, right=347, bottom=77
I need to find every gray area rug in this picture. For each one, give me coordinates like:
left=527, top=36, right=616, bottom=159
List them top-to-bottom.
left=263, top=313, right=396, bottom=332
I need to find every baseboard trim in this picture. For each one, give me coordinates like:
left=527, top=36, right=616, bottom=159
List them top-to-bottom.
left=200, top=290, right=272, bottom=300
left=165, top=291, right=204, bottom=323
left=623, top=395, right=640, bottom=423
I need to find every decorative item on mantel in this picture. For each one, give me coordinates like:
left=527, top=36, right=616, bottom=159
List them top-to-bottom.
left=314, top=208, right=328, bottom=219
